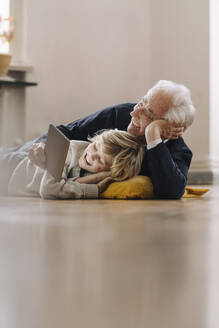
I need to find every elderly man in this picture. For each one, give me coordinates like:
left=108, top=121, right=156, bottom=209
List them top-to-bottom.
left=0, top=80, right=195, bottom=198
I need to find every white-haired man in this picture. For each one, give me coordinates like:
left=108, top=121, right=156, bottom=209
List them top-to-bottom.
left=0, top=80, right=195, bottom=199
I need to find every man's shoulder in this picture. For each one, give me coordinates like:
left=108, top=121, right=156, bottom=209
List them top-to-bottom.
left=76, top=102, right=136, bottom=125
left=91, top=102, right=136, bottom=130
left=97, top=102, right=136, bottom=115
left=103, top=102, right=136, bottom=110
left=112, top=102, right=137, bottom=110
left=57, top=103, right=137, bottom=140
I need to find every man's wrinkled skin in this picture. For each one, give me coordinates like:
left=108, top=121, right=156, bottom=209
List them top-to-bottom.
left=127, top=90, right=184, bottom=143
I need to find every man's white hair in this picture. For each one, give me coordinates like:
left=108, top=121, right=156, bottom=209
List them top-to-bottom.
left=148, top=80, right=196, bottom=130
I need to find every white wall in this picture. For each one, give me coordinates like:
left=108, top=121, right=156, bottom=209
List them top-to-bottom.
left=23, top=0, right=218, bottom=181
left=24, top=0, right=151, bottom=140
left=147, top=0, right=210, bottom=163
left=210, top=0, right=219, bottom=163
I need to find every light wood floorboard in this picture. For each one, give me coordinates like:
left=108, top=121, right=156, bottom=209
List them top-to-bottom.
left=0, top=186, right=218, bottom=328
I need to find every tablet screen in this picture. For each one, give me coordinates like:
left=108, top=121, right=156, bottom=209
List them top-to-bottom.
left=44, top=124, right=70, bottom=181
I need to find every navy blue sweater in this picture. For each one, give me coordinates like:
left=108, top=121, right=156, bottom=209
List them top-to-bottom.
left=37, top=103, right=192, bottom=199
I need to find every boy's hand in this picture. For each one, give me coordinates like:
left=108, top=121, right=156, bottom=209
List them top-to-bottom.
left=145, top=120, right=184, bottom=144
left=28, top=142, right=46, bottom=170
left=75, top=171, right=111, bottom=184
left=98, top=177, right=113, bottom=193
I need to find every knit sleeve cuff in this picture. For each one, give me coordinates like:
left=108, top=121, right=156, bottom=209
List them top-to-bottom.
left=81, top=184, right=99, bottom=198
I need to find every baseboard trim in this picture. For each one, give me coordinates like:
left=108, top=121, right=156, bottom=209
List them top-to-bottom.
left=188, top=159, right=219, bottom=185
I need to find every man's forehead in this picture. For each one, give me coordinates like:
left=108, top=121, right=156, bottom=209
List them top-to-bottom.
left=148, top=89, right=173, bottom=115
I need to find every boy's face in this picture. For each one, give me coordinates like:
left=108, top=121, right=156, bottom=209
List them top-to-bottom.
left=79, top=137, right=112, bottom=173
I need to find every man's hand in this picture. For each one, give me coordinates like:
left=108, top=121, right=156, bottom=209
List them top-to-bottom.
left=145, top=120, right=184, bottom=144
left=28, top=142, right=46, bottom=170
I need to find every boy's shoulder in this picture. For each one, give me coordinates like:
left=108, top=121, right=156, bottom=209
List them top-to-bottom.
left=68, top=140, right=90, bottom=158
left=68, top=140, right=90, bottom=165
left=70, top=140, right=90, bottom=149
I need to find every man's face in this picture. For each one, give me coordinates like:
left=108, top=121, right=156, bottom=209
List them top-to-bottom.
left=127, top=90, right=173, bottom=137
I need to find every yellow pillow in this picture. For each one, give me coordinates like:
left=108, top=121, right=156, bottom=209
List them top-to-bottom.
left=100, top=175, right=209, bottom=199
left=100, top=176, right=153, bottom=199
left=182, top=186, right=209, bottom=198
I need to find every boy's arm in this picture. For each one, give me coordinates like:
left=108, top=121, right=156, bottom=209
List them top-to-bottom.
left=28, top=142, right=46, bottom=170
left=40, top=170, right=112, bottom=199
left=40, top=170, right=99, bottom=199
left=75, top=171, right=111, bottom=184
left=75, top=172, right=112, bottom=193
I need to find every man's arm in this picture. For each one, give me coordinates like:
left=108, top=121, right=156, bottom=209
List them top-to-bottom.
left=36, top=103, right=135, bottom=144
left=139, top=119, right=191, bottom=199
left=144, top=138, right=192, bottom=199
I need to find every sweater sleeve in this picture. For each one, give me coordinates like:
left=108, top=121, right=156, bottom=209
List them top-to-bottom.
left=35, top=103, right=135, bottom=144
left=145, top=138, right=192, bottom=199
left=39, top=171, right=99, bottom=199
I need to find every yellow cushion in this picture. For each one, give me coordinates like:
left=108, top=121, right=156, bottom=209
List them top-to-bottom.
left=100, top=175, right=209, bottom=199
left=182, top=186, right=209, bottom=198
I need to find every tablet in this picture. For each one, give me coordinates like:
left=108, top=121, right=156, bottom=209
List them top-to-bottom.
left=44, top=124, right=70, bottom=181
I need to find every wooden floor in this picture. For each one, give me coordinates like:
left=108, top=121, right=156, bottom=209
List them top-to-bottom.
left=0, top=185, right=219, bottom=328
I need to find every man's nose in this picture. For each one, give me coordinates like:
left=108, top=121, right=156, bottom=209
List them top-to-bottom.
left=131, top=108, right=139, bottom=116
left=131, top=108, right=141, bottom=119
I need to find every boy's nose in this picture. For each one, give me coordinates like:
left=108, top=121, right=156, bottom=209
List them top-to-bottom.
left=90, top=152, right=97, bottom=161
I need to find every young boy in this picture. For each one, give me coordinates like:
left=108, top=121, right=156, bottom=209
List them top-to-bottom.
left=7, top=129, right=145, bottom=199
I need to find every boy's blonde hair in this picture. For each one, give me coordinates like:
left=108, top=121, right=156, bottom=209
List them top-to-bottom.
left=90, top=129, right=145, bottom=181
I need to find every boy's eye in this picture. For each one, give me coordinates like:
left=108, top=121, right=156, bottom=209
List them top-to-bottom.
left=97, top=156, right=103, bottom=165
left=99, top=156, right=104, bottom=166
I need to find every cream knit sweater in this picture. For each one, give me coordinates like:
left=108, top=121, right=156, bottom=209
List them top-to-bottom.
left=8, top=140, right=98, bottom=199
